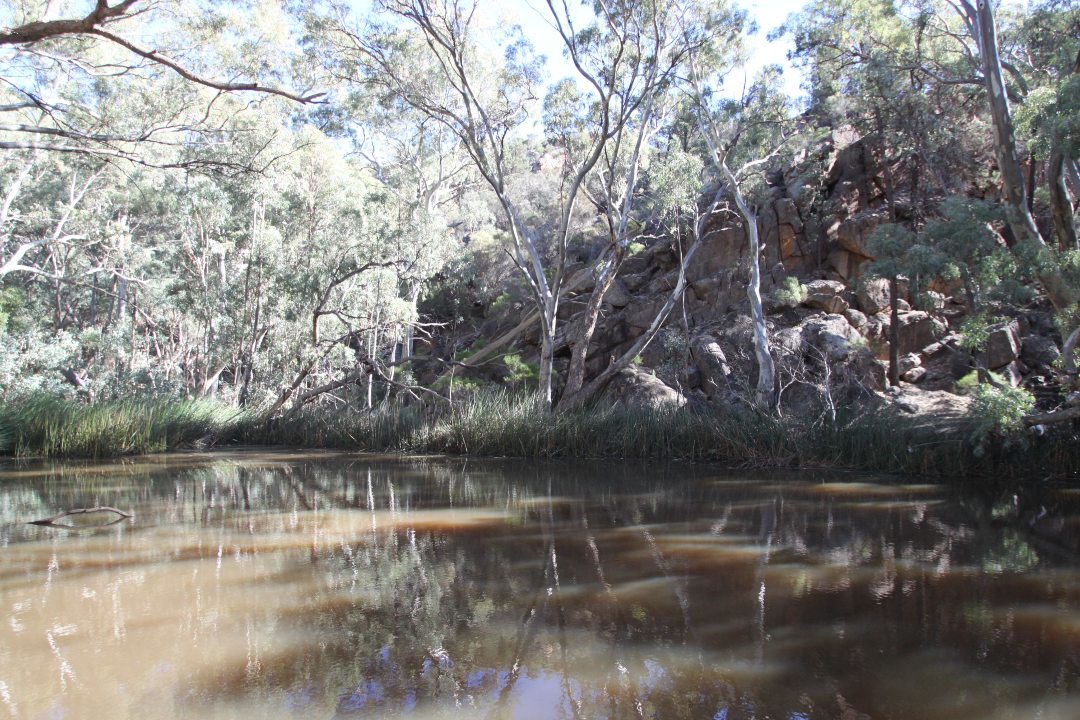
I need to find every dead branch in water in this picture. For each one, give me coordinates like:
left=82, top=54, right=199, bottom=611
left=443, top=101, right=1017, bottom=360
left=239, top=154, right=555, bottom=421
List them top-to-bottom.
left=29, top=506, right=133, bottom=528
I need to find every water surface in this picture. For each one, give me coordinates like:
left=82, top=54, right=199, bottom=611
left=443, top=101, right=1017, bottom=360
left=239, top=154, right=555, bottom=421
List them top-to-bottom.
left=2, top=452, right=1080, bottom=719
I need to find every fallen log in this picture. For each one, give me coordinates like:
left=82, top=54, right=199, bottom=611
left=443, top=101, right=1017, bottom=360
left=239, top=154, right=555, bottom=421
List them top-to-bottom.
left=1024, top=404, right=1080, bottom=427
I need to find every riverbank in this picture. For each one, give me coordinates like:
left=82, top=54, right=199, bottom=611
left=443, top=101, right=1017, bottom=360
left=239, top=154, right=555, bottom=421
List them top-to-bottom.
left=1, top=393, right=1077, bottom=480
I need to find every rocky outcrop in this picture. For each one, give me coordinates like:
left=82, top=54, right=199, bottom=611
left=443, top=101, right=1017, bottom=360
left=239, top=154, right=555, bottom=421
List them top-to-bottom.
left=441, top=129, right=1069, bottom=424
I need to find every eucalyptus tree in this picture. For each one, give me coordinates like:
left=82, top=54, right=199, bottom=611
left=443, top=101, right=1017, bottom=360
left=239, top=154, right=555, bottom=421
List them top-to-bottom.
left=0, top=0, right=322, bottom=160
left=0, top=0, right=328, bottom=371
left=319, top=0, right=709, bottom=407
left=548, top=0, right=720, bottom=408
left=904, top=0, right=1080, bottom=413
left=315, top=1, right=555, bottom=401
left=1014, top=4, right=1080, bottom=252
left=684, top=31, right=796, bottom=409
left=345, top=84, right=476, bottom=366
left=243, top=128, right=416, bottom=417
left=0, top=149, right=104, bottom=279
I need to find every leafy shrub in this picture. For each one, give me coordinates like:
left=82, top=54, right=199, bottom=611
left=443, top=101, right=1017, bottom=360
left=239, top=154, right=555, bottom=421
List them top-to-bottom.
left=773, top=277, right=807, bottom=307
left=503, top=353, right=538, bottom=384
left=967, top=383, right=1035, bottom=456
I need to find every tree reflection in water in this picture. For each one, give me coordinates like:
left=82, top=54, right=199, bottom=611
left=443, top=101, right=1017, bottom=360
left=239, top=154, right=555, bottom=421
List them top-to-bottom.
left=2, top=452, right=1080, bottom=719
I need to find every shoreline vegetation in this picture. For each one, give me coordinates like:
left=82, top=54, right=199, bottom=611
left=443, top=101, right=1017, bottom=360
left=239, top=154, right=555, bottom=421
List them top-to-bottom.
left=1, top=393, right=1077, bottom=481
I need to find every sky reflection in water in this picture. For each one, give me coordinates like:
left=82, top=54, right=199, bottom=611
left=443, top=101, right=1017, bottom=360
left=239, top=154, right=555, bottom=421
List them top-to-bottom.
left=2, top=452, right=1080, bottom=719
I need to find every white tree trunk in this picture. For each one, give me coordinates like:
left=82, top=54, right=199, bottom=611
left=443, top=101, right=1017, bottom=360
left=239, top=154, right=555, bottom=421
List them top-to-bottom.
left=720, top=162, right=775, bottom=409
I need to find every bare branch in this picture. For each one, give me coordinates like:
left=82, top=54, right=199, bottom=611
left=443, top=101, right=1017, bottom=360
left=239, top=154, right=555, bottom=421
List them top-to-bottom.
left=88, top=29, right=325, bottom=104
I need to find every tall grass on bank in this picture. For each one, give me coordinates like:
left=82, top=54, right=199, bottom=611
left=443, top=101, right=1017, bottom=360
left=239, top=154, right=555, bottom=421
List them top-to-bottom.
left=2, top=390, right=1077, bottom=479
left=0, top=396, right=243, bottom=458
left=239, top=401, right=424, bottom=451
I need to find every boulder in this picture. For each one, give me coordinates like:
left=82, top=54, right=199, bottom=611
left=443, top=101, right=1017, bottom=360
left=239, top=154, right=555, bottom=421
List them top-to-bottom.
left=774, top=197, right=803, bottom=230
left=835, top=211, right=886, bottom=257
left=692, top=223, right=746, bottom=279
left=647, top=244, right=681, bottom=272
left=828, top=249, right=870, bottom=281
left=647, top=270, right=680, bottom=294
left=622, top=272, right=651, bottom=292
left=689, top=275, right=723, bottom=304
left=857, top=278, right=891, bottom=315
left=604, top=279, right=633, bottom=308
left=803, top=279, right=850, bottom=314
left=916, top=290, right=946, bottom=313
left=556, top=297, right=587, bottom=321
left=623, top=298, right=667, bottom=330
left=844, top=308, right=868, bottom=328
left=896, top=311, right=947, bottom=356
left=863, top=312, right=889, bottom=338
left=801, top=314, right=863, bottom=362
left=985, top=320, right=1021, bottom=370
left=773, top=326, right=806, bottom=357
left=690, top=335, right=733, bottom=399
left=1021, top=335, right=1061, bottom=368
left=920, top=341, right=945, bottom=358
left=845, top=349, right=888, bottom=392
left=898, top=352, right=922, bottom=374
left=602, top=366, right=687, bottom=410
left=902, top=366, right=927, bottom=383
left=886, top=387, right=973, bottom=418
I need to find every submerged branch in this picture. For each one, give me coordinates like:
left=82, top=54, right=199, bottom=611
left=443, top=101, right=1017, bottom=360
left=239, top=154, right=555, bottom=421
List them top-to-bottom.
left=29, top=506, right=133, bottom=528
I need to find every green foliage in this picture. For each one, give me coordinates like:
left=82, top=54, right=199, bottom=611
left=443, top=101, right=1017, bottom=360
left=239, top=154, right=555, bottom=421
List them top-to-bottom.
left=1015, top=75, right=1080, bottom=160
left=643, top=149, right=705, bottom=218
left=869, top=199, right=1032, bottom=316
left=921, top=199, right=1029, bottom=304
left=866, top=224, right=916, bottom=280
left=773, top=276, right=808, bottom=307
left=0, top=288, right=24, bottom=332
left=957, top=314, right=993, bottom=354
left=0, top=329, right=81, bottom=401
left=454, top=338, right=488, bottom=362
left=502, top=354, right=538, bottom=384
left=956, top=369, right=1012, bottom=394
left=956, top=370, right=981, bottom=394
left=966, top=383, right=1036, bottom=457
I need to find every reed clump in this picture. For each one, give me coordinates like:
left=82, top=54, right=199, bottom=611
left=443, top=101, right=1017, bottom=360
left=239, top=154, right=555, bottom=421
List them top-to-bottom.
left=2, top=390, right=1076, bottom=480
left=0, top=395, right=243, bottom=458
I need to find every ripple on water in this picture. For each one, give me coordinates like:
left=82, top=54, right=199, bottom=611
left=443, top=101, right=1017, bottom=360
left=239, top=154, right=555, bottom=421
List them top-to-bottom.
left=2, top=454, right=1080, bottom=720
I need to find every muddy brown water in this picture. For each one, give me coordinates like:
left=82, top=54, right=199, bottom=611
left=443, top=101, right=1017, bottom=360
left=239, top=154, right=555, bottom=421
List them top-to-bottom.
left=2, top=451, right=1080, bottom=719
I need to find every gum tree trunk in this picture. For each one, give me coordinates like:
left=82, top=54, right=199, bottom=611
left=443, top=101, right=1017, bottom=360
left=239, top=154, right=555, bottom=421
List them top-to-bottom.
left=1049, top=151, right=1078, bottom=251
left=720, top=162, right=775, bottom=409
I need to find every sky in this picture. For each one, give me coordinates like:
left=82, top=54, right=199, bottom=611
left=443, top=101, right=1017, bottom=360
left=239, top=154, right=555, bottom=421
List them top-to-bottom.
left=495, top=0, right=811, bottom=100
